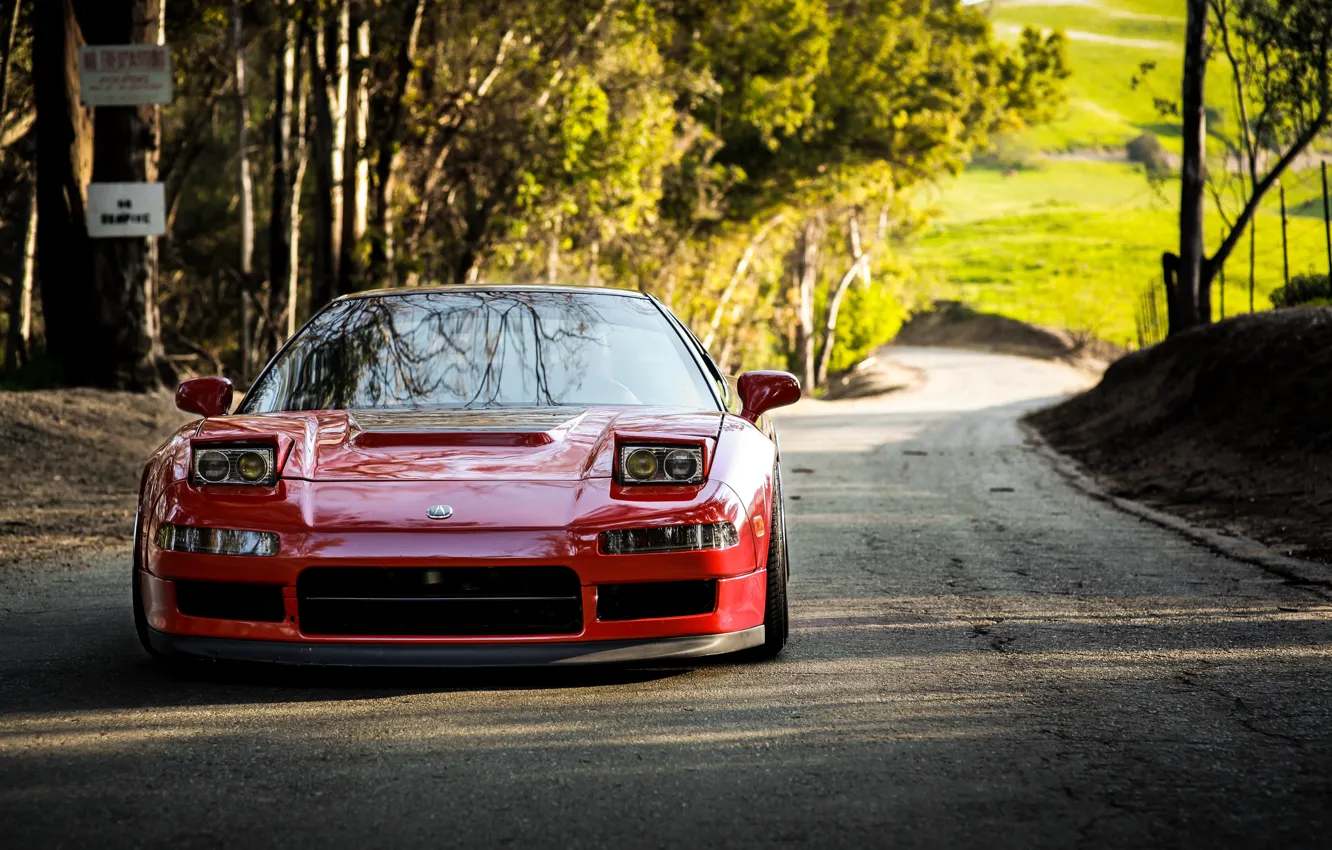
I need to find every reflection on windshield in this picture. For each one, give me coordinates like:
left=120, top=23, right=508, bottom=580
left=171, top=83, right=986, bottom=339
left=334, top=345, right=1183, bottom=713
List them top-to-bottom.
left=240, top=290, right=718, bottom=413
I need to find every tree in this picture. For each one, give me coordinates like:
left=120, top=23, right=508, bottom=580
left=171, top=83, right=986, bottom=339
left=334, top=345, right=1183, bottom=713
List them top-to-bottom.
left=18, top=0, right=1071, bottom=387
left=33, top=0, right=94, bottom=384
left=33, top=0, right=170, bottom=389
left=231, top=0, right=256, bottom=377
left=309, top=0, right=349, bottom=306
left=1172, top=0, right=1332, bottom=334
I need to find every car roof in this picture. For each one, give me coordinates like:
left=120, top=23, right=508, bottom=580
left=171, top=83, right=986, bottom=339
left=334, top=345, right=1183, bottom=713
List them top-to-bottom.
left=336, top=283, right=649, bottom=302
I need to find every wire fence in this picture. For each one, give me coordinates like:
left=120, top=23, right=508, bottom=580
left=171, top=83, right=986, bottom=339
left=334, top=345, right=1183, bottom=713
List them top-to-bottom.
left=1135, top=279, right=1168, bottom=349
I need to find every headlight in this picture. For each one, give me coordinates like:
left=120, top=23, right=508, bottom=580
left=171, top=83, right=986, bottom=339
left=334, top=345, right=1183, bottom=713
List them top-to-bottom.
left=191, top=445, right=277, bottom=486
left=617, top=445, right=704, bottom=485
left=600, top=522, right=738, bottom=555
left=156, top=523, right=279, bottom=557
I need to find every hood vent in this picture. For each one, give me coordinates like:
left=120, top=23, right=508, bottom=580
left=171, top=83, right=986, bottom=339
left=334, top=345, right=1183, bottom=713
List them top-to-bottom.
left=348, top=408, right=585, bottom=447
left=351, top=408, right=584, bottom=433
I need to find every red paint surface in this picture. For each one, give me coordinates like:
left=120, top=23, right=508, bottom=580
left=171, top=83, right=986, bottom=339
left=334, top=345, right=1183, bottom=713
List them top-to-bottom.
left=175, top=377, right=234, bottom=419
left=139, top=402, right=779, bottom=646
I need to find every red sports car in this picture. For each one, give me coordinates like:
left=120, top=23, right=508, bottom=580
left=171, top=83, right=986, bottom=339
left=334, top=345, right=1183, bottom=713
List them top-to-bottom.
left=133, top=286, right=801, bottom=666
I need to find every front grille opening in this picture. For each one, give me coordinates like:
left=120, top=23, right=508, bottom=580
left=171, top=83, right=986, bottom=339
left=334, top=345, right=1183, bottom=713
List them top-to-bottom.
left=297, top=567, right=583, bottom=636
left=597, top=580, right=717, bottom=621
left=175, top=581, right=285, bottom=623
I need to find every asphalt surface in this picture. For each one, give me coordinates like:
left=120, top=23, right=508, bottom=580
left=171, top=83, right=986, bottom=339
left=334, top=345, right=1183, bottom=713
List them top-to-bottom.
left=3, top=347, right=1331, bottom=849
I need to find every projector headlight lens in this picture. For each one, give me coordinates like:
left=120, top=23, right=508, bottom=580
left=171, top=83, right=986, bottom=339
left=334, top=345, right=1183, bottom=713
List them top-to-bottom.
left=191, top=445, right=277, bottom=486
left=617, top=445, right=705, bottom=485
left=624, top=449, right=660, bottom=481
left=664, top=449, right=700, bottom=482
left=195, top=450, right=231, bottom=483
left=236, top=451, right=270, bottom=482
left=600, top=522, right=739, bottom=555
left=156, top=523, right=279, bottom=557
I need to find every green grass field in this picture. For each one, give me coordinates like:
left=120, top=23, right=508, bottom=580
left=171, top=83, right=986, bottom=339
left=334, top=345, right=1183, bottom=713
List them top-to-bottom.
left=906, top=0, right=1332, bottom=347
left=911, top=161, right=1332, bottom=347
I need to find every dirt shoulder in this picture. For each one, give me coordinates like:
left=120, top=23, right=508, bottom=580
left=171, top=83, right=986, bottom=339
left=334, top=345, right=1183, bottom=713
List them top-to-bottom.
left=894, top=301, right=1123, bottom=373
left=1027, top=307, right=1332, bottom=565
left=823, top=353, right=926, bottom=400
left=0, top=390, right=192, bottom=578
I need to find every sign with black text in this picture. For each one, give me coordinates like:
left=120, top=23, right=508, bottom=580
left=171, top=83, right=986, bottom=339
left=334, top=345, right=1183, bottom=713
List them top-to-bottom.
left=79, top=45, right=173, bottom=107
left=86, top=183, right=167, bottom=239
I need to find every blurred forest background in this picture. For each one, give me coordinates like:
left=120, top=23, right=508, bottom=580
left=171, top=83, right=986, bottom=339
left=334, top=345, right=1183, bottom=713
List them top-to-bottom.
left=0, top=0, right=1327, bottom=395
left=0, top=0, right=1071, bottom=393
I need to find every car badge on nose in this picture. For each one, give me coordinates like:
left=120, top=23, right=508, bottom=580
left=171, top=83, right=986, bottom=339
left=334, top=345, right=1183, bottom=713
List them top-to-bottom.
left=427, top=505, right=454, bottom=520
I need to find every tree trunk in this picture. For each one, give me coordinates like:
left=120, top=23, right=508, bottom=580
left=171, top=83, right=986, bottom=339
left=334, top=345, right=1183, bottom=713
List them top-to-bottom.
left=0, top=0, right=22, bottom=119
left=35, top=0, right=94, bottom=384
left=78, top=0, right=166, bottom=389
left=232, top=0, right=255, bottom=377
left=269, top=0, right=294, bottom=341
left=369, top=0, right=425, bottom=284
left=1174, top=0, right=1208, bottom=335
left=310, top=1, right=348, bottom=307
left=338, top=4, right=368, bottom=293
left=287, top=38, right=308, bottom=338
left=5, top=171, right=36, bottom=371
left=850, top=209, right=869, bottom=287
left=702, top=211, right=786, bottom=351
left=816, top=211, right=868, bottom=388
left=546, top=216, right=560, bottom=285
left=794, top=216, right=820, bottom=390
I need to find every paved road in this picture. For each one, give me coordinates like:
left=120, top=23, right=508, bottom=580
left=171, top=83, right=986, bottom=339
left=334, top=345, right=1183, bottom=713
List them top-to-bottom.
left=3, top=347, right=1331, bottom=849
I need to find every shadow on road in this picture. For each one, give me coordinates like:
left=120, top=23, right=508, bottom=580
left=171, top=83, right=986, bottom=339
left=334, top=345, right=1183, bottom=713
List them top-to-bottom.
left=2, top=381, right=1331, bottom=847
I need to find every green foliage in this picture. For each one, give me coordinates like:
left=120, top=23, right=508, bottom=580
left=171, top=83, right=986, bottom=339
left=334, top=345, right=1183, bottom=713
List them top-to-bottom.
left=9, top=0, right=1074, bottom=385
left=1270, top=273, right=1332, bottom=308
left=823, top=282, right=908, bottom=375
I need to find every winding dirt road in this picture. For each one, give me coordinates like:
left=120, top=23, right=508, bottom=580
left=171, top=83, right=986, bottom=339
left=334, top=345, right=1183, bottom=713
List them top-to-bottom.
left=3, top=347, right=1330, bottom=848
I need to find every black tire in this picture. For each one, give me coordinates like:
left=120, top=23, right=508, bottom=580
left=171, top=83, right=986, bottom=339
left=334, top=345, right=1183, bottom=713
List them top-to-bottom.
left=746, top=465, right=790, bottom=660
left=131, top=511, right=164, bottom=660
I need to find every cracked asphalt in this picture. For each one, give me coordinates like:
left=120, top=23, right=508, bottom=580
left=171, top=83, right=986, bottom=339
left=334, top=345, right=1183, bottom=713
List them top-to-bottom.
left=2, top=347, right=1330, bottom=848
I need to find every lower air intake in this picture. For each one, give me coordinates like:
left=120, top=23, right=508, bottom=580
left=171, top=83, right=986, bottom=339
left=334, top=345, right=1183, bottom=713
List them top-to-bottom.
left=297, top=567, right=583, bottom=636
left=597, top=580, right=718, bottom=621
left=175, top=581, right=286, bottom=623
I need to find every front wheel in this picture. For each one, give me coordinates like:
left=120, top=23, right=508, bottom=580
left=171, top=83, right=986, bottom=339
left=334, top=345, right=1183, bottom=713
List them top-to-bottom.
left=746, top=465, right=790, bottom=660
left=131, top=511, right=163, bottom=660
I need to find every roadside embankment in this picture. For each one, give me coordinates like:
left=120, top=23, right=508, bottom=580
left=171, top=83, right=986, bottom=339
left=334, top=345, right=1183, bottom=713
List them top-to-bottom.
left=893, top=301, right=1122, bottom=373
left=1028, top=307, right=1332, bottom=564
left=0, top=390, right=189, bottom=576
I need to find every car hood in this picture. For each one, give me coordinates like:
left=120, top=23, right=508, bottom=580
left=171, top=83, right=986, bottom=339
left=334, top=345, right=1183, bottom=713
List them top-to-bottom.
left=191, top=406, right=724, bottom=482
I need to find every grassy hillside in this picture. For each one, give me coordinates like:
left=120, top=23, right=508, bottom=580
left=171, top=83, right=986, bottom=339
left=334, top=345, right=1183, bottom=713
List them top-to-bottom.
left=908, top=0, right=1332, bottom=347
left=991, top=0, right=1186, bottom=153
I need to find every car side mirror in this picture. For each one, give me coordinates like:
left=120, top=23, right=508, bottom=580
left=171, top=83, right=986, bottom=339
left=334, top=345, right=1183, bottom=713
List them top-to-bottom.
left=737, top=371, right=801, bottom=423
left=176, top=377, right=234, bottom=419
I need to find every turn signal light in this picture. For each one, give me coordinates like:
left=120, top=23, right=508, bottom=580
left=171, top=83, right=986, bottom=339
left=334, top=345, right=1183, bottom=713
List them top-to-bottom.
left=600, top=522, right=739, bottom=555
left=156, top=523, right=279, bottom=557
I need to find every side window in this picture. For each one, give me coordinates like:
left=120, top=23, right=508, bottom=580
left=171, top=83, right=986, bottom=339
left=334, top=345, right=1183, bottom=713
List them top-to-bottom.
left=652, top=299, right=732, bottom=412
left=685, top=326, right=732, bottom=410
left=724, top=375, right=742, bottom=414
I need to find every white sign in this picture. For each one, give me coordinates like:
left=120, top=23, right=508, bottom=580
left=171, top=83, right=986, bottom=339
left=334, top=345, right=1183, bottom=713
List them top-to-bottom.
left=79, top=45, right=173, bottom=107
left=87, top=183, right=167, bottom=239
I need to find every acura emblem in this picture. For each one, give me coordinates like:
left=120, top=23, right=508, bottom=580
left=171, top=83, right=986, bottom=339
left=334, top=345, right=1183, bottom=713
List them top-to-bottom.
left=427, top=505, right=453, bottom=520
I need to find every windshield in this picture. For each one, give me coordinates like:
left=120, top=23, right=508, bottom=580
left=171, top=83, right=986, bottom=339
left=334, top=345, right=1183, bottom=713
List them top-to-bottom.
left=239, top=290, right=719, bottom=413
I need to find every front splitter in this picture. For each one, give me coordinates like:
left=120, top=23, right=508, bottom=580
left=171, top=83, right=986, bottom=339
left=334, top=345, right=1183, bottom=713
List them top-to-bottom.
left=148, top=625, right=765, bottom=667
